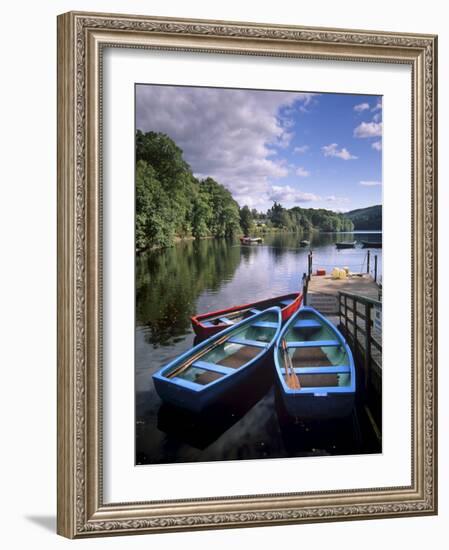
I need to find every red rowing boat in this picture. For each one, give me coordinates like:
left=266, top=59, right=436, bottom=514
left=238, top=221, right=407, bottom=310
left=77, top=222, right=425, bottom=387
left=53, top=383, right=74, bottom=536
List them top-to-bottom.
left=191, top=291, right=303, bottom=339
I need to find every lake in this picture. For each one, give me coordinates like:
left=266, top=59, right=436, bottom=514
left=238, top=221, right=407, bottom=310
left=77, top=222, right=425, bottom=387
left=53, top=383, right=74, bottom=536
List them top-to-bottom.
left=136, top=231, right=382, bottom=464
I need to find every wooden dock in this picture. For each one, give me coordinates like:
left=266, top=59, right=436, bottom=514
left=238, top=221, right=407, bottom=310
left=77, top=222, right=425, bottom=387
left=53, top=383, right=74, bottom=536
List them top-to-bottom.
left=305, top=273, right=381, bottom=316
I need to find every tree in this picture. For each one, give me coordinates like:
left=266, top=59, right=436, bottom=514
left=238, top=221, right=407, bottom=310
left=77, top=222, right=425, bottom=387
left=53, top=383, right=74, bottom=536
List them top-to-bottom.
left=136, top=130, right=190, bottom=186
left=135, top=160, right=176, bottom=250
left=200, top=177, right=240, bottom=238
left=191, top=195, right=212, bottom=239
left=267, top=201, right=286, bottom=228
left=239, top=205, right=253, bottom=236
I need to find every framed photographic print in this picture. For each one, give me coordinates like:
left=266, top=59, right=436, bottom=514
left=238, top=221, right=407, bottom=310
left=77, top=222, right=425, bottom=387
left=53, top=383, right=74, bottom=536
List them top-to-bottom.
left=57, top=11, right=438, bottom=538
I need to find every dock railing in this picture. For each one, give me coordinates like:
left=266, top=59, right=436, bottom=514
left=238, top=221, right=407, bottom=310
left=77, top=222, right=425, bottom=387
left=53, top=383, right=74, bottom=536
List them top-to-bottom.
left=338, top=290, right=382, bottom=432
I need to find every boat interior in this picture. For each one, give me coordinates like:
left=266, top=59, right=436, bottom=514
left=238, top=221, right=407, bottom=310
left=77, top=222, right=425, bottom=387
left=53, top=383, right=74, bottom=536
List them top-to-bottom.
left=202, top=295, right=297, bottom=327
left=169, top=310, right=279, bottom=386
left=280, top=310, right=351, bottom=388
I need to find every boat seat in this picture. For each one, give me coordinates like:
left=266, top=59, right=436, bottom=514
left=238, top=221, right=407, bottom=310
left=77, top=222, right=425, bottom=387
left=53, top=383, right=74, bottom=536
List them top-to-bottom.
left=280, top=300, right=293, bottom=306
left=250, top=308, right=260, bottom=314
left=218, top=317, right=234, bottom=325
left=293, top=319, right=322, bottom=329
left=201, top=321, right=215, bottom=327
left=251, top=321, right=278, bottom=329
left=228, top=336, right=269, bottom=348
left=286, top=339, right=340, bottom=348
left=192, top=360, right=234, bottom=376
left=281, top=365, right=350, bottom=375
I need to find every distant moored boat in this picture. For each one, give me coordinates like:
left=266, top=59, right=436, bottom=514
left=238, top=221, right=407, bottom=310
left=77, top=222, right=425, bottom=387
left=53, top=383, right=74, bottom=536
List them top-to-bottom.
left=240, top=236, right=263, bottom=244
left=299, top=240, right=310, bottom=247
left=335, top=241, right=356, bottom=249
left=361, top=241, right=382, bottom=248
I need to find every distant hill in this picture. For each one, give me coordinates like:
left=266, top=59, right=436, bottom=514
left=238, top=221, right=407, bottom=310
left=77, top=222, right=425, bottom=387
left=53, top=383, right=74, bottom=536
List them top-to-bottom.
left=344, top=205, right=382, bottom=230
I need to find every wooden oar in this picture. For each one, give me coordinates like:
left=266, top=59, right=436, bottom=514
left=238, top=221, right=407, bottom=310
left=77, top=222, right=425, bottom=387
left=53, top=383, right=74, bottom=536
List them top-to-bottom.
left=167, top=332, right=231, bottom=379
left=281, top=339, right=301, bottom=389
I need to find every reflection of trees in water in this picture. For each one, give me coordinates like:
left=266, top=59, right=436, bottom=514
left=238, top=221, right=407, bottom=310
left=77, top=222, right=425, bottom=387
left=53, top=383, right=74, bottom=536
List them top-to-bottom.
left=265, top=232, right=306, bottom=260
left=136, top=238, right=240, bottom=347
left=239, top=243, right=260, bottom=264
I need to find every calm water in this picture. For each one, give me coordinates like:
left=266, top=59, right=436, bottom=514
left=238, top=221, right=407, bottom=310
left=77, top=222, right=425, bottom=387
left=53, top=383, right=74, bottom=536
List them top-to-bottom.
left=136, top=231, right=382, bottom=464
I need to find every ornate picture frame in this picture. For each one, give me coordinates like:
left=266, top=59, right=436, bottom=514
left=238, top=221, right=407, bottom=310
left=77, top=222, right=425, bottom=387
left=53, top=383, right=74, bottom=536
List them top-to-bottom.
left=57, top=11, right=437, bottom=538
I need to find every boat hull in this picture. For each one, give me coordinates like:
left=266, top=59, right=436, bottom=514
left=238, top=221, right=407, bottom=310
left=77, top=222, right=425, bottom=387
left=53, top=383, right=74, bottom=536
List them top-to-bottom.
left=240, top=237, right=263, bottom=244
left=361, top=241, right=382, bottom=248
left=335, top=242, right=356, bottom=249
left=191, top=292, right=303, bottom=339
left=274, top=306, right=356, bottom=420
left=154, top=307, right=282, bottom=413
left=153, top=352, right=272, bottom=413
left=281, top=389, right=354, bottom=420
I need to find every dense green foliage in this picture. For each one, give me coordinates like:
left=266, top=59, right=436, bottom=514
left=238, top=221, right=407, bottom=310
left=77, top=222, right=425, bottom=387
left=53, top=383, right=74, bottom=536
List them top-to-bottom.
left=136, top=131, right=357, bottom=250
left=136, top=131, right=240, bottom=250
left=263, top=202, right=353, bottom=232
left=239, top=205, right=254, bottom=236
left=344, top=205, right=382, bottom=230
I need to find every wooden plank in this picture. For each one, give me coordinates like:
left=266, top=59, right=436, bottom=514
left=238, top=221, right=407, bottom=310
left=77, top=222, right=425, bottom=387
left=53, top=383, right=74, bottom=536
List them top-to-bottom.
left=228, top=336, right=268, bottom=348
left=287, top=340, right=340, bottom=348
left=192, top=360, right=234, bottom=375
left=281, top=365, right=351, bottom=375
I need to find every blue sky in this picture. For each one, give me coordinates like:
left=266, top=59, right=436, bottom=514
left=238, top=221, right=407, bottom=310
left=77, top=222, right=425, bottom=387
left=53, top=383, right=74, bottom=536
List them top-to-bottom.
left=136, top=85, right=382, bottom=212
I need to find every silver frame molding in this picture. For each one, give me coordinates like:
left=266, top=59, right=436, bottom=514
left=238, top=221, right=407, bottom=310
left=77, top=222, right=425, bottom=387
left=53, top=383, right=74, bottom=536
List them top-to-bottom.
left=57, top=11, right=438, bottom=538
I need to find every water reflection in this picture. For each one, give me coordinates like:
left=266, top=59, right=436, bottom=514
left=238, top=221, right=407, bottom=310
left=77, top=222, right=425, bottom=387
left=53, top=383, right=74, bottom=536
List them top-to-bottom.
left=136, top=231, right=382, bottom=464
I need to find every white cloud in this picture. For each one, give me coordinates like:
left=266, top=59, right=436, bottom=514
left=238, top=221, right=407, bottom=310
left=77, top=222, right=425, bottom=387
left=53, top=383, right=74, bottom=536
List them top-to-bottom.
left=136, top=85, right=314, bottom=206
left=296, top=93, right=319, bottom=113
left=372, top=101, right=382, bottom=111
left=354, top=102, right=370, bottom=112
left=372, top=112, right=382, bottom=123
left=281, top=118, right=295, bottom=129
left=354, top=121, right=383, bottom=138
left=277, top=130, right=295, bottom=149
left=372, top=140, right=382, bottom=151
left=322, top=143, right=358, bottom=160
left=294, top=145, right=309, bottom=154
left=296, top=166, right=310, bottom=177
left=360, top=180, right=382, bottom=186
left=269, top=185, right=320, bottom=203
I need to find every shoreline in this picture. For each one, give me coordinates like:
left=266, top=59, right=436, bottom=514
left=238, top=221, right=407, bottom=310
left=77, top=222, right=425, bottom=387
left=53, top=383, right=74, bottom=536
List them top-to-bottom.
left=137, top=228, right=381, bottom=254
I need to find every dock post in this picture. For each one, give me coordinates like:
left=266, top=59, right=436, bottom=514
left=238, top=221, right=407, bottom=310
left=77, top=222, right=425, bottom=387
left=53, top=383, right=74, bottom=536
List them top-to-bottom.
left=366, top=249, right=371, bottom=274
left=308, top=250, right=313, bottom=280
left=374, top=255, right=378, bottom=282
left=302, top=273, right=308, bottom=306
left=344, top=294, right=348, bottom=336
left=364, top=303, right=372, bottom=390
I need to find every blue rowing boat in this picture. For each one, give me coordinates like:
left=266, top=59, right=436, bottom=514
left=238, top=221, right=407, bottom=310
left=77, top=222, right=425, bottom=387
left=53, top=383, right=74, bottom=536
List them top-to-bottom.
left=274, top=306, right=355, bottom=419
left=153, top=307, right=282, bottom=413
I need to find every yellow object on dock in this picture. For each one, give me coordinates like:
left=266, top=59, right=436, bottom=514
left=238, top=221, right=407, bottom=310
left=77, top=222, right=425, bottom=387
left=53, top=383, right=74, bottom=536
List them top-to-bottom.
left=332, top=267, right=348, bottom=280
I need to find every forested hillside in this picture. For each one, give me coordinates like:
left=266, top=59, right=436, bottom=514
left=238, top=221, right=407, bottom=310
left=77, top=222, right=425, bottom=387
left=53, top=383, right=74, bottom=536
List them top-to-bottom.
left=344, top=205, right=382, bottom=231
